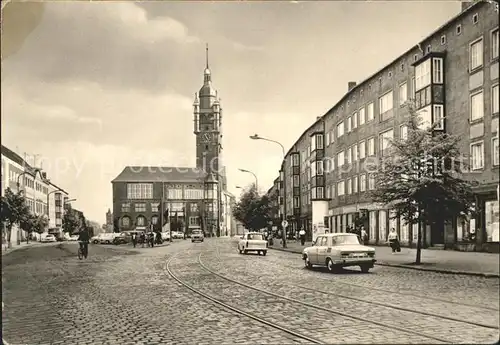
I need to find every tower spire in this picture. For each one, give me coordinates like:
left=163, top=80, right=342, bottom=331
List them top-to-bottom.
left=205, top=43, right=209, bottom=69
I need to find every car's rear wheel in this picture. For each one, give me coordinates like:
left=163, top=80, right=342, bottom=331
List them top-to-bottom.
left=93, top=240, right=99, bottom=244
left=243, top=249, right=248, bottom=255
left=262, top=250, right=267, bottom=256
left=304, top=255, right=312, bottom=269
left=360, top=265, right=371, bottom=273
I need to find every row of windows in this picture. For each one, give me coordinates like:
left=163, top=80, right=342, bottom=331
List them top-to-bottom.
left=469, top=29, right=499, bottom=73
left=322, top=30, right=498, bottom=145
left=292, top=82, right=496, bottom=178
left=470, top=85, right=499, bottom=122
left=288, top=135, right=498, bottom=209
left=470, top=138, right=499, bottom=170
left=127, top=183, right=153, bottom=199
left=126, top=184, right=212, bottom=200
left=25, top=199, right=48, bottom=215
left=121, top=202, right=201, bottom=213
left=120, top=215, right=201, bottom=227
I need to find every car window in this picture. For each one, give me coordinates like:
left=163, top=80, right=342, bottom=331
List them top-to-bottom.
left=248, top=234, right=263, bottom=240
left=333, top=235, right=360, bottom=245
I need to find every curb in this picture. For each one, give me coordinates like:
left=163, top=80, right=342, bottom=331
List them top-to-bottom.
left=1, top=242, right=41, bottom=256
left=269, top=246, right=500, bottom=278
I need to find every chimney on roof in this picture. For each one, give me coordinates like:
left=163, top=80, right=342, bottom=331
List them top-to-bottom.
left=461, top=1, right=476, bottom=11
left=348, top=81, right=357, bottom=92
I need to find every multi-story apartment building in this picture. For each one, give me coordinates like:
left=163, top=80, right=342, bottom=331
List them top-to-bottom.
left=274, top=1, right=499, bottom=251
left=111, top=49, right=235, bottom=237
left=1, top=145, right=71, bottom=243
left=266, top=177, right=281, bottom=229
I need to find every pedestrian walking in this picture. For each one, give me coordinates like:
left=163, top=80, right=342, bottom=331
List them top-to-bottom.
left=360, top=226, right=368, bottom=245
left=299, top=228, right=306, bottom=246
left=387, top=228, right=400, bottom=253
left=131, top=232, right=137, bottom=248
left=140, top=232, right=146, bottom=248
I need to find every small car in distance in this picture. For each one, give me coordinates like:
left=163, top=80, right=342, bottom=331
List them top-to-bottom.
left=191, top=229, right=204, bottom=242
left=238, top=232, right=267, bottom=256
left=112, top=233, right=128, bottom=245
left=302, top=233, right=376, bottom=273
left=41, top=234, right=57, bottom=243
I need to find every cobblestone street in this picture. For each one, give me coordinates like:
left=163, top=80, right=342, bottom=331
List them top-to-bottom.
left=2, top=239, right=499, bottom=344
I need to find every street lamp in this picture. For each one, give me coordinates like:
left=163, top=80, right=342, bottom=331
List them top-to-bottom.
left=249, top=133, right=288, bottom=248
left=238, top=168, right=258, bottom=192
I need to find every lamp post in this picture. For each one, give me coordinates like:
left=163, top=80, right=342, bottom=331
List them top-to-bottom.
left=250, top=134, right=287, bottom=248
left=238, top=168, right=258, bottom=193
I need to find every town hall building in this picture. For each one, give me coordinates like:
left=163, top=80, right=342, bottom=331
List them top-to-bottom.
left=111, top=47, right=235, bottom=237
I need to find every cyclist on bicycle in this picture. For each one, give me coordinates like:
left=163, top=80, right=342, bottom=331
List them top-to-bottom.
left=78, top=227, right=90, bottom=258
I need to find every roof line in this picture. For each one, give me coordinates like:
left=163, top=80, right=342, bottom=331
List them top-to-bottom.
left=283, top=1, right=484, bottom=159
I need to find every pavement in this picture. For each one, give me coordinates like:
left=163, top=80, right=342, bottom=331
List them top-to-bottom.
left=2, top=239, right=499, bottom=344
left=1, top=240, right=55, bottom=256
left=269, top=240, right=500, bottom=277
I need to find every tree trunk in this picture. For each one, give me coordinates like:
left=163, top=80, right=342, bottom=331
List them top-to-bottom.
left=415, top=221, right=422, bottom=265
left=7, top=225, right=12, bottom=249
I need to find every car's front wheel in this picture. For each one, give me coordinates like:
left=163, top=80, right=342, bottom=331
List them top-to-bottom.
left=93, top=240, right=99, bottom=244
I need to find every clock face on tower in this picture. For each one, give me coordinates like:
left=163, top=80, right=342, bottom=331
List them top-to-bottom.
left=202, top=133, right=212, bottom=143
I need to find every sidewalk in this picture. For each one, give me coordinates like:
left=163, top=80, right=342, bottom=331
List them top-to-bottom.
left=269, top=240, right=500, bottom=278
left=1, top=241, right=43, bottom=256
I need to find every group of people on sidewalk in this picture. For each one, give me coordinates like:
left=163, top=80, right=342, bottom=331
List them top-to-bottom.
left=292, top=225, right=401, bottom=254
left=130, top=232, right=162, bottom=248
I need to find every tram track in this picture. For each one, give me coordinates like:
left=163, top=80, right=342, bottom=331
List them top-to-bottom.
left=204, top=243, right=499, bottom=343
left=255, top=244, right=500, bottom=311
left=164, top=250, right=321, bottom=344
left=197, top=251, right=454, bottom=344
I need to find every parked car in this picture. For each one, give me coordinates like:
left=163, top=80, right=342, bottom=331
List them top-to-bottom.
left=191, top=229, right=204, bottom=243
left=171, top=231, right=184, bottom=239
left=161, top=232, right=171, bottom=242
left=238, top=232, right=267, bottom=255
left=99, top=233, right=116, bottom=244
left=112, top=233, right=128, bottom=245
left=302, top=233, right=376, bottom=273
left=41, top=234, right=57, bottom=243
left=69, top=235, right=79, bottom=241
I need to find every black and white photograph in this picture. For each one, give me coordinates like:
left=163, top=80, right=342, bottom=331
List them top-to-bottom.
left=1, top=0, right=499, bottom=344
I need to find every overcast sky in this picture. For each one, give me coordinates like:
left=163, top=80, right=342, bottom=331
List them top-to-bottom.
left=1, top=1, right=461, bottom=224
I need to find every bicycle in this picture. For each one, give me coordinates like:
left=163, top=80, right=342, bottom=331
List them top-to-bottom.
left=78, top=241, right=88, bottom=260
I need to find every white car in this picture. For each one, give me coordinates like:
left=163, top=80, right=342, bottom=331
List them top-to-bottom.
left=171, top=231, right=184, bottom=239
left=161, top=232, right=171, bottom=241
left=238, top=232, right=268, bottom=256
left=302, top=233, right=376, bottom=273
left=41, top=234, right=56, bottom=243
left=69, top=235, right=79, bottom=241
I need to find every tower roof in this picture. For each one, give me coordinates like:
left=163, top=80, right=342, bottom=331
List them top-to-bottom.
left=199, top=43, right=217, bottom=98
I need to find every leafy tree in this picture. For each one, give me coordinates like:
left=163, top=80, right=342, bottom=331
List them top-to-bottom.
left=369, top=103, right=474, bottom=264
left=233, top=184, right=273, bottom=232
left=0, top=188, right=31, bottom=248
left=62, top=206, right=80, bottom=235
left=20, top=213, right=37, bottom=243
left=32, top=214, right=49, bottom=238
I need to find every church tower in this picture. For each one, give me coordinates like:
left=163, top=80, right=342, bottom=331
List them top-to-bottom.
left=193, top=44, right=223, bottom=176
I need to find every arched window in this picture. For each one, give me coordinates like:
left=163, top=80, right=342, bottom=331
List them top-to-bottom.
left=121, top=216, right=131, bottom=228
left=136, top=216, right=146, bottom=227
left=151, top=216, right=158, bottom=225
